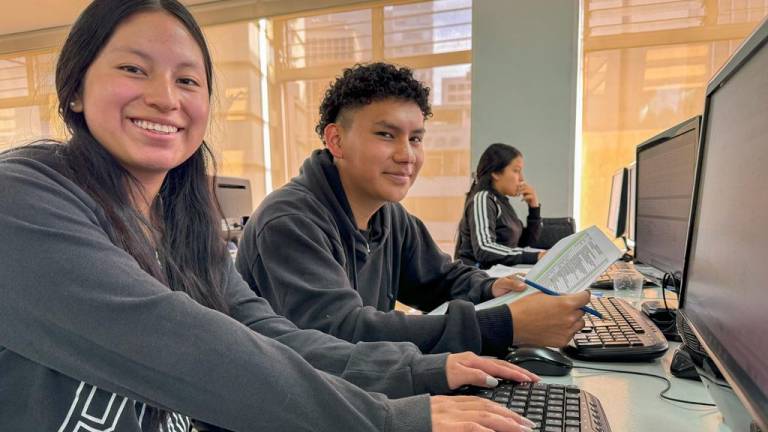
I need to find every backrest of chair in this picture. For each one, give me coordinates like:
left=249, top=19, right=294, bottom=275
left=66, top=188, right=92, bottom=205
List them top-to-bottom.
left=530, top=217, right=576, bottom=249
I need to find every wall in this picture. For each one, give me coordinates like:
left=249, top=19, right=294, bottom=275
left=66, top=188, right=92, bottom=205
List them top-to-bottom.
left=471, top=0, right=579, bottom=219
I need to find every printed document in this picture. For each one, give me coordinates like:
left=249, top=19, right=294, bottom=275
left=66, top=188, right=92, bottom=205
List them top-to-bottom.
left=526, top=225, right=622, bottom=294
left=427, top=226, right=621, bottom=314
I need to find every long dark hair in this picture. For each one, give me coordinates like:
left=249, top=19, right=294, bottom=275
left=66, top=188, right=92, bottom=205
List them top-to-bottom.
left=55, top=1, right=226, bottom=426
left=463, top=143, right=522, bottom=206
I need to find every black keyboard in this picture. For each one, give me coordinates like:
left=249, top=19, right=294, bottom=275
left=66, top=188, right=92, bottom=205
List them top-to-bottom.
left=590, top=261, right=655, bottom=289
left=564, top=297, right=668, bottom=361
left=460, top=381, right=611, bottom=432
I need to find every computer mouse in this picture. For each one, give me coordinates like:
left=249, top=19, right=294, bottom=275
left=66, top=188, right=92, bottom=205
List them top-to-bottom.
left=505, top=346, right=573, bottom=376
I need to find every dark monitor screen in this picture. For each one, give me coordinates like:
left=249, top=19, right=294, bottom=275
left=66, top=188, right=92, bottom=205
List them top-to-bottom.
left=681, top=18, right=768, bottom=429
left=634, top=116, right=700, bottom=279
left=626, top=162, right=636, bottom=242
left=606, top=168, right=627, bottom=238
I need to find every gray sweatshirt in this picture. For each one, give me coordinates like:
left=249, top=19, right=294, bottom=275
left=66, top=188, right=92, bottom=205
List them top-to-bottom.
left=0, top=144, right=449, bottom=432
left=236, top=149, right=514, bottom=357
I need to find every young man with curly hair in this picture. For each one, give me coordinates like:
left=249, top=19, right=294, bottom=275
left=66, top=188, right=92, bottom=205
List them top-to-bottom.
left=235, top=63, right=589, bottom=357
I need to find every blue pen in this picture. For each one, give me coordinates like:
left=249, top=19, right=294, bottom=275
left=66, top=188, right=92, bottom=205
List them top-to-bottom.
left=514, top=275, right=604, bottom=319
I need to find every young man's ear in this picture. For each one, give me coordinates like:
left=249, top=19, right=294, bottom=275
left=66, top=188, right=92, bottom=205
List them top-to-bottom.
left=324, top=123, right=344, bottom=159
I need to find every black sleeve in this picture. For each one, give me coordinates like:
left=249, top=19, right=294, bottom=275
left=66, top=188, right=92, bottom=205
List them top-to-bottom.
left=519, top=205, right=543, bottom=247
left=394, top=210, right=516, bottom=357
left=396, top=210, right=496, bottom=311
left=239, top=213, right=485, bottom=355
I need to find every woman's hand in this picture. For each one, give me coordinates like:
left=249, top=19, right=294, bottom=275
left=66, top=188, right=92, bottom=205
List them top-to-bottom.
left=517, top=183, right=539, bottom=208
left=445, top=352, right=540, bottom=390
left=431, top=395, right=536, bottom=432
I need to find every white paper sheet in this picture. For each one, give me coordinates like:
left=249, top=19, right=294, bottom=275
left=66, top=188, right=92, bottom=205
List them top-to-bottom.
left=525, top=225, right=622, bottom=294
left=427, top=226, right=621, bottom=314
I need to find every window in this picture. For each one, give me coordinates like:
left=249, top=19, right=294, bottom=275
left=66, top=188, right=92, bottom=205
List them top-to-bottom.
left=271, top=0, right=472, bottom=253
left=580, top=0, right=768, bottom=236
left=204, top=20, right=267, bottom=208
left=0, top=51, right=60, bottom=150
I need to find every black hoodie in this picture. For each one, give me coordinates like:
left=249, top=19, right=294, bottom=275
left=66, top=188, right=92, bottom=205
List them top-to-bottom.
left=1, top=144, right=446, bottom=432
left=236, top=149, right=515, bottom=356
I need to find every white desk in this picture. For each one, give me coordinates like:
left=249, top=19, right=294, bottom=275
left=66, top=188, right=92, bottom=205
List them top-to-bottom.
left=541, top=288, right=727, bottom=431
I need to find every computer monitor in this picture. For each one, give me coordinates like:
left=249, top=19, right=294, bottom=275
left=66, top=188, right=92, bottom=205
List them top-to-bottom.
left=680, top=17, right=768, bottom=431
left=634, top=116, right=700, bottom=282
left=626, top=162, right=636, bottom=244
left=606, top=167, right=628, bottom=238
left=214, top=176, right=253, bottom=242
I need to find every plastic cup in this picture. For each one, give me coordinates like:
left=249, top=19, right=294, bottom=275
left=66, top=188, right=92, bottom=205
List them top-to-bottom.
left=613, top=270, right=643, bottom=298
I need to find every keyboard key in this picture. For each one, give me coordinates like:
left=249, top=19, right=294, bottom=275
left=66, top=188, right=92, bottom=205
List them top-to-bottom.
left=605, top=341, right=630, bottom=347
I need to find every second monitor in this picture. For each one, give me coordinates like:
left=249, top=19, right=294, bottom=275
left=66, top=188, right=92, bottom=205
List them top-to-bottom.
left=634, top=116, right=700, bottom=282
left=606, top=167, right=628, bottom=239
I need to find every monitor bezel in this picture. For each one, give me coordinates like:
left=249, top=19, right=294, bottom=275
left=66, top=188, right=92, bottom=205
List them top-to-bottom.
left=679, top=16, right=768, bottom=430
left=633, top=115, right=700, bottom=278
left=626, top=161, right=636, bottom=243
left=606, top=167, right=628, bottom=238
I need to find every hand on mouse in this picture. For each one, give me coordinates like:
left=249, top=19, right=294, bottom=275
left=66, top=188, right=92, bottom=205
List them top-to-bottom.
left=507, top=291, right=590, bottom=347
left=445, top=352, right=540, bottom=390
left=431, top=395, right=537, bottom=432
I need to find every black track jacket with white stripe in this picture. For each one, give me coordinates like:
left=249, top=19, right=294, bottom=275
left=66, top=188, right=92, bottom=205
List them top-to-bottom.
left=455, top=189, right=542, bottom=269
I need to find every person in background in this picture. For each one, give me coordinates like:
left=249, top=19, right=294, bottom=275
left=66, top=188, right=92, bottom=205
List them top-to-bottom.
left=0, top=1, right=541, bottom=431
left=236, top=63, right=589, bottom=360
left=455, top=143, right=545, bottom=269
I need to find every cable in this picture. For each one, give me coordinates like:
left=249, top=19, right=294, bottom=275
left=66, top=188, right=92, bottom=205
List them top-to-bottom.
left=661, top=272, right=679, bottom=312
left=646, top=273, right=679, bottom=337
left=573, top=365, right=716, bottom=407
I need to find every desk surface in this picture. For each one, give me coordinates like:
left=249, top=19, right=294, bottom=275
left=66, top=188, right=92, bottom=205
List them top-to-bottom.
left=540, top=288, right=726, bottom=431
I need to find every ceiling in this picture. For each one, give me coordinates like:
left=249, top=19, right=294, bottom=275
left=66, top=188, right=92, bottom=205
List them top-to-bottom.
left=0, top=0, right=215, bottom=36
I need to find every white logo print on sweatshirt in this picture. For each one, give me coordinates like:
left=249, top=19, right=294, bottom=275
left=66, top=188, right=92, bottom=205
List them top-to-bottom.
left=58, top=381, right=128, bottom=432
